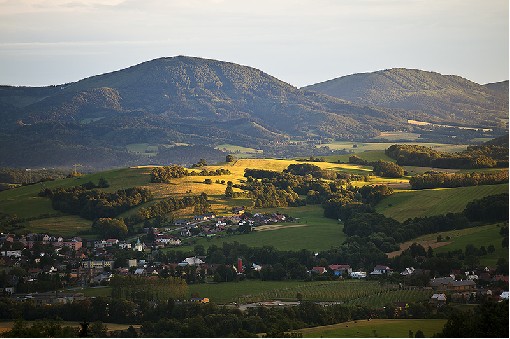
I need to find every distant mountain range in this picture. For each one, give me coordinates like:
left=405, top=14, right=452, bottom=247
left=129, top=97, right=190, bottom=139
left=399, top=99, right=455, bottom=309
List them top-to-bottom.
left=0, top=57, right=507, bottom=169
left=304, top=68, right=508, bottom=128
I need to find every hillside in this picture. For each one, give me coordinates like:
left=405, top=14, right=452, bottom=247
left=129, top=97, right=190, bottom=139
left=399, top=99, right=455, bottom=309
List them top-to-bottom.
left=0, top=57, right=400, bottom=170
left=304, top=68, right=509, bottom=129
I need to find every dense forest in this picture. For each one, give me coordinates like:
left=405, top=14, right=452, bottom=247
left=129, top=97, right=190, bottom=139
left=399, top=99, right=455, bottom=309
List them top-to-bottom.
left=385, top=143, right=508, bottom=169
left=39, top=184, right=152, bottom=220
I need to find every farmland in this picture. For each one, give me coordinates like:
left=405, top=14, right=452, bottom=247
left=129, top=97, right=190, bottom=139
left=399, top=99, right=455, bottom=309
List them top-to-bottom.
left=375, top=183, right=509, bottom=221
left=174, top=204, right=345, bottom=252
left=386, top=223, right=508, bottom=266
left=190, top=280, right=431, bottom=306
left=297, top=319, right=447, bottom=338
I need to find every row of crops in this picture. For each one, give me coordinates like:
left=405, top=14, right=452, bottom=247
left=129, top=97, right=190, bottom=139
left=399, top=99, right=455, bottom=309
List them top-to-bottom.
left=236, top=280, right=431, bottom=306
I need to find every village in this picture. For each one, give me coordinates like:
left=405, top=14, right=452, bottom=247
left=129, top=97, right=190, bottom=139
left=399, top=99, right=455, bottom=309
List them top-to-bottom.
left=1, top=205, right=508, bottom=309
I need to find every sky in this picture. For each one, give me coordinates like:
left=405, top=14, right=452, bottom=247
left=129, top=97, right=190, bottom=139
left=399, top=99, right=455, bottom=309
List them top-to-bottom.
left=0, top=0, right=508, bottom=88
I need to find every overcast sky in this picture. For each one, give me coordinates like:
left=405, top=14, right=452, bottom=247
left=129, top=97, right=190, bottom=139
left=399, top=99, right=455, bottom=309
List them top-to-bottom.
left=0, top=0, right=508, bottom=87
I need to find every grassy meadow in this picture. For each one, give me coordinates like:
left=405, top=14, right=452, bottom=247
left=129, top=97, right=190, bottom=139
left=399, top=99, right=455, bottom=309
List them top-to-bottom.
left=376, top=183, right=509, bottom=222
left=174, top=204, right=345, bottom=252
left=387, top=223, right=508, bottom=265
left=297, top=319, right=447, bottom=338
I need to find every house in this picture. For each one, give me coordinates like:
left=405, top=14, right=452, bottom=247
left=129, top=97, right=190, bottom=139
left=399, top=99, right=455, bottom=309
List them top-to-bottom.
left=232, top=207, right=245, bottom=215
left=194, top=213, right=216, bottom=221
left=174, top=219, right=190, bottom=226
left=155, top=236, right=182, bottom=246
left=105, top=239, right=119, bottom=247
left=118, top=242, right=132, bottom=250
left=1, top=250, right=22, bottom=258
left=179, top=256, right=204, bottom=266
left=127, top=259, right=138, bottom=268
left=81, top=260, right=115, bottom=269
left=328, top=264, right=352, bottom=276
left=370, top=265, right=392, bottom=275
left=311, top=266, right=327, bottom=275
left=401, top=267, right=415, bottom=276
left=134, top=268, right=145, bottom=275
left=350, top=271, right=367, bottom=279
left=429, top=277, right=455, bottom=289
left=448, top=280, right=476, bottom=291
left=3, top=287, right=15, bottom=295
left=430, top=293, right=447, bottom=306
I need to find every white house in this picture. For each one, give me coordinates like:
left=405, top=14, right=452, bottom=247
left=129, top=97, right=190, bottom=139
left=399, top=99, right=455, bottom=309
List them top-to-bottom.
left=1, top=250, right=22, bottom=258
left=179, top=256, right=204, bottom=266
left=370, top=265, right=392, bottom=275
left=350, top=271, right=367, bottom=279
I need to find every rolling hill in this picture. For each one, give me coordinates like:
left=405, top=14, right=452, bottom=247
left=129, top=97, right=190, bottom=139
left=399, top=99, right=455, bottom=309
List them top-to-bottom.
left=0, top=56, right=400, bottom=169
left=0, top=58, right=507, bottom=170
left=304, top=68, right=508, bottom=128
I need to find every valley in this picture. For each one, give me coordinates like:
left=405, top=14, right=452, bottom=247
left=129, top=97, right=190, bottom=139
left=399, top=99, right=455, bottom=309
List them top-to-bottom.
left=0, top=57, right=507, bottom=338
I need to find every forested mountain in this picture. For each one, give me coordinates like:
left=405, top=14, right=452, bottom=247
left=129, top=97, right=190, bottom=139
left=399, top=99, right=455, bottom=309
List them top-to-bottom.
left=0, top=56, right=400, bottom=169
left=0, top=58, right=507, bottom=170
left=304, top=69, right=508, bottom=128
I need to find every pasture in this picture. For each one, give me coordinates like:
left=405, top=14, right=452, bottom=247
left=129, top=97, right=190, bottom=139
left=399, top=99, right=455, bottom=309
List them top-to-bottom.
left=321, top=141, right=469, bottom=154
left=376, top=183, right=509, bottom=222
left=175, top=204, right=345, bottom=252
left=387, top=223, right=508, bottom=267
left=433, top=223, right=508, bottom=267
left=297, top=319, right=447, bottom=338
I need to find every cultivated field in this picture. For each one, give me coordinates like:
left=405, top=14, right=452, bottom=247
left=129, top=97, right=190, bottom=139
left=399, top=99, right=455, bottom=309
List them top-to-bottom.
left=187, top=279, right=431, bottom=306
left=297, top=319, right=447, bottom=338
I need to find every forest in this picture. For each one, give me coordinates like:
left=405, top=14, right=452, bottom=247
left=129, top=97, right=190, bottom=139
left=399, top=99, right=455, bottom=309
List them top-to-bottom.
left=385, top=143, right=508, bottom=169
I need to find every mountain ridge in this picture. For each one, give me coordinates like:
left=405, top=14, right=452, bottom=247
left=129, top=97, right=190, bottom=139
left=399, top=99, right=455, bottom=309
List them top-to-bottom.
left=0, top=57, right=507, bottom=169
left=304, top=68, right=508, bottom=128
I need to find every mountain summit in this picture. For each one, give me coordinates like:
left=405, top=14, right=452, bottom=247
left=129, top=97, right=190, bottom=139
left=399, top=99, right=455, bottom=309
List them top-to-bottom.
left=0, top=57, right=506, bottom=169
left=304, top=68, right=508, bottom=128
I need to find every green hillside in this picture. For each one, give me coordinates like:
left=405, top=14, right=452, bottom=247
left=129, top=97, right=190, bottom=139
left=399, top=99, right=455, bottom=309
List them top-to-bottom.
left=305, top=68, right=508, bottom=128
left=376, top=183, right=509, bottom=221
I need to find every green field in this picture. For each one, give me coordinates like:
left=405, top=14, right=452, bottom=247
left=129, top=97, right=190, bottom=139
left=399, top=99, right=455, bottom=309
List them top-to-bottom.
left=373, top=131, right=422, bottom=141
left=322, top=141, right=469, bottom=154
left=125, top=143, right=158, bottom=156
left=214, top=143, right=263, bottom=158
left=324, top=150, right=395, bottom=164
left=376, top=183, right=509, bottom=222
left=175, top=204, right=345, bottom=252
left=388, top=223, right=508, bottom=266
left=433, top=223, right=508, bottom=267
left=188, top=279, right=431, bottom=306
left=297, top=319, right=447, bottom=338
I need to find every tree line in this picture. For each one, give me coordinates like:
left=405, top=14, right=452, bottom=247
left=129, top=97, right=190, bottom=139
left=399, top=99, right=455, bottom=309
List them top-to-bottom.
left=385, top=144, right=508, bottom=169
left=348, top=156, right=405, bottom=178
left=151, top=165, right=231, bottom=183
left=409, top=170, right=508, bottom=189
left=39, top=184, right=152, bottom=220
left=134, top=193, right=210, bottom=222
left=1, top=295, right=506, bottom=338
